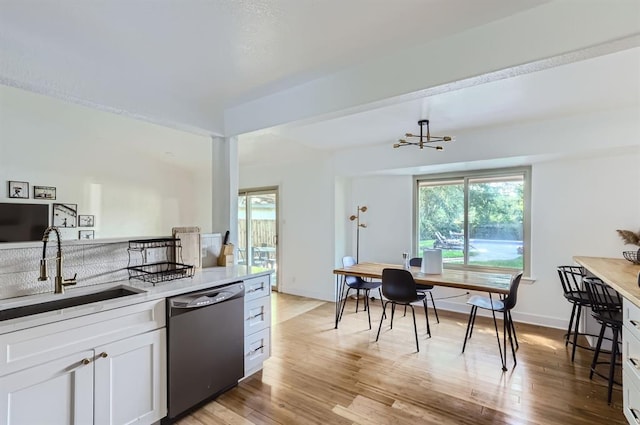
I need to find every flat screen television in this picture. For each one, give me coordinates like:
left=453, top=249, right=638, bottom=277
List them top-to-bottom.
left=0, top=203, right=49, bottom=242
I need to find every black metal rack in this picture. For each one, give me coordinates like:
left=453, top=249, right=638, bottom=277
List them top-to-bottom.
left=127, top=238, right=194, bottom=284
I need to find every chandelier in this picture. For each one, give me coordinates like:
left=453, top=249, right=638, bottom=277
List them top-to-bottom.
left=393, top=119, right=452, bottom=150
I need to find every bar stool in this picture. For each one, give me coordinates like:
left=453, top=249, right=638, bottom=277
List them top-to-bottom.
left=557, top=265, right=590, bottom=362
left=583, top=277, right=623, bottom=404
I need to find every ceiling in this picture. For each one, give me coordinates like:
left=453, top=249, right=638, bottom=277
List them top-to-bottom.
left=0, top=0, right=638, bottom=166
left=239, top=47, right=640, bottom=151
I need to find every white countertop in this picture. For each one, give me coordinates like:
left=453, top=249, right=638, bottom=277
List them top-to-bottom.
left=0, top=266, right=271, bottom=335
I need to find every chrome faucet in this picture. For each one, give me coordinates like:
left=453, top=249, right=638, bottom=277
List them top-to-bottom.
left=38, top=226, right=77, bottom=293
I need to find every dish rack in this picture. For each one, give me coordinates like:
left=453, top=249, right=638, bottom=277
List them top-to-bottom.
left=127, top=238, right=195, bottom=284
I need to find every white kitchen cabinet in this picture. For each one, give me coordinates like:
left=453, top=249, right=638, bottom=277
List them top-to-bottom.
left=243, top=274, right=272, bottom=377
left=624, top=298, right=640, bottom=424
left=0, top=299, right=166, bottom=425
left=94, top=328, right=166, bottom=425
left=0, top=350, right=94, bottom=425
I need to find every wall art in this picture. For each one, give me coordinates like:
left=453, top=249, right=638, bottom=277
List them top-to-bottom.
left=8, top=181, right=29, bottom=199
left=33, top=185, right=56, bottom=200
left=52, top=203, right=77, bottom=228
left=78, top=214, right=95, bottom=227
left=79, top=230, right=95, bottom=240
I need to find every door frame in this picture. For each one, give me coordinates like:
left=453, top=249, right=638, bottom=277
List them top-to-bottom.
left=238, top=186, right=279, bottom=291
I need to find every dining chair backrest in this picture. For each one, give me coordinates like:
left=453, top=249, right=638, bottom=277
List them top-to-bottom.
left=342, top=256, right=361, bottom=285
left=409, top=257, right=421, bottom=267
left=557, top=266, right=586, bottom=295
left=381, top=268, right=419, bottom=303
left=503, top=271, right=524, bottom=311
left=584, top=277, right=622, bottom=322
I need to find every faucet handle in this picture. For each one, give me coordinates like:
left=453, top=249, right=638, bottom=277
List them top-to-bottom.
left=64, top=273, right=78, bottom=286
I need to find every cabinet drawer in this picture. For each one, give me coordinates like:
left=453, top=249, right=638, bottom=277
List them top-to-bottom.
left=244, top=275, right=271, bottom=302
left=245, top=296, right=271, bottom=336
left=0, top=299, right=165, bottom=376
left=625, top=299, right=640, bottom=342
left=625, top=326, right=640, bottom=384
left=244, top=327, right=270, bottom=377
left=625, top=370, right=640, bottom=424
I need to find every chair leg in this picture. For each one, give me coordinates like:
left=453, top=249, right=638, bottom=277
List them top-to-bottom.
left=338, top=287, right=352, bottom=322
left=378, top=288, right=386, bottom=319
left=355, top=289, right=360, bottom=313
left=365, top=289, right=372, bottom=330
left=429, top=292, right=439, bottom=324
left=422, top=298, right=431, bottom=338
left=375, top=301, right=388, bottom=342
left=390, top=302, right=396, bottom=329
left=565, top=302, right=577, bottom=346
left=490, top=304, right=506, bottom=371
left=571, top=304, right=583, bottom=362
left=403, top=305, right=407, bottom=317
left=410, top=305, right=419, bottom=352
left=462, top=306, right=476, bottom=353
left=469, top=307, right=478, bottom=339
left=506, top=310, right=517, bottom=366
left=508, top=310, right=519, bottom=349
left=590, top=323, right=607, bottom=380
left=607, top=327, right=620, bottom=405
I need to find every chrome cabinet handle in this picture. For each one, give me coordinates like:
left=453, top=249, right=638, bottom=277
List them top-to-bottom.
left=247, top=285, right=264, bottom=294
left=249, top=312, right=264, bottom=320
left=630, top=320, right=640, bottom=329
left=248, top=345, right=265, bottom=355
left=99, top=352, right=108, bottom=358
left=81, top=358, right=91, bottom=366
left=630, top=358, right=640, bottom=370
left=631, top=408, right=640, bottom=424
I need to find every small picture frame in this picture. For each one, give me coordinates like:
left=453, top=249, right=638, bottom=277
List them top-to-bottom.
left=8, top=181, right=29, bottom=199
left=33, top=185, right=56, bottom=200
left=52, top=203, right=77, bottom=228
left=78, top=215, right=95, bottom=227
left=79, top=230, right=95, bottom=240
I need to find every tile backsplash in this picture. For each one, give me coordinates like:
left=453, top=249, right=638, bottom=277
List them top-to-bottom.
left=0, top=241, right=130, bottom=300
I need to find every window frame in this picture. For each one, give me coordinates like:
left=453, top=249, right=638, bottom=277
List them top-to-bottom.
left=413, top=166, right=531, bottom=277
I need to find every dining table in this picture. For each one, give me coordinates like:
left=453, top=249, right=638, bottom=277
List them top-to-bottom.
left=333, top=262, right=515, bottom=368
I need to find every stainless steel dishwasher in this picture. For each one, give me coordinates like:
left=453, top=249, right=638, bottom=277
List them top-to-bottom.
left=165, top=281, right=245, bottom=422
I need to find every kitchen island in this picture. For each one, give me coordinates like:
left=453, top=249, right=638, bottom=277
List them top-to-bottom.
left=574, top=256, right=640, bottom=424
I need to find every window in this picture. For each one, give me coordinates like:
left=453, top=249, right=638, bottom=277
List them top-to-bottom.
left=415, top=167, right=530, bottom=275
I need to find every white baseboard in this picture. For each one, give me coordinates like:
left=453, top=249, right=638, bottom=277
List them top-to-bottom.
left=279, top=289, right=568, bottom=330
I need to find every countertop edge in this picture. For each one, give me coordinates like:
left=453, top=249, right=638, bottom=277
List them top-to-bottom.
left=574, top=256, right=640, bottom=307
left=0, top=266, right=272, bottom=335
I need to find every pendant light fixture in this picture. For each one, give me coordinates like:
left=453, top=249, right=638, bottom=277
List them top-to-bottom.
left=393, top=119, right=452, bottom=150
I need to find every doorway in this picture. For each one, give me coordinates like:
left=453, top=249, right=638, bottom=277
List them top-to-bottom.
left=238, top=188, right=279, bottom=290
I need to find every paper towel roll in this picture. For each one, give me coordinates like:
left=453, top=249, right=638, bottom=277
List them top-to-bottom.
left=421, top=249, right=443, bottom=274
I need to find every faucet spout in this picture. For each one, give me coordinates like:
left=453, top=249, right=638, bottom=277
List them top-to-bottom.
left=39, top=226, right=77, bottom=294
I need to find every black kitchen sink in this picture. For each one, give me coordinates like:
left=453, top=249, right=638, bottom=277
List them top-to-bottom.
left=0, top=288, right=141, bottom=322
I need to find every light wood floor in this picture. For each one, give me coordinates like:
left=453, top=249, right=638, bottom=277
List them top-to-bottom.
left=177, top=293, right=625, bottom=424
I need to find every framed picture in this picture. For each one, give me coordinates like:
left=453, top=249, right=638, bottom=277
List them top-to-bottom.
left=8, top=181, right=29, bottom=199
left=33, top=185, right=56, bottom=200
left=52, top=203, right=77, bottom=228
left=78, top=215, right=95, bottom=227
left=79, top=230, right=95, bottom=240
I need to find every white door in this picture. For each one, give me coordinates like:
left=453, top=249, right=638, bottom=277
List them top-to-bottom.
left=94, top=329, right=166, bottom=425
left=0, top=350, right=94, bottom=425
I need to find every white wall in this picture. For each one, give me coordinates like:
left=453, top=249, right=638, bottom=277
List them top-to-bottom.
left=0, top=85, right=212, bottom=241
left=239, top=107, right=640, bottom=330
left=240, top=155, right=335, bottom=300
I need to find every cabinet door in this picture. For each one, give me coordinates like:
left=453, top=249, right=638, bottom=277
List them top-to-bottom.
left=94, top=329, right=166, bottom=425
left=0, top=350, right=94, bottom=425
